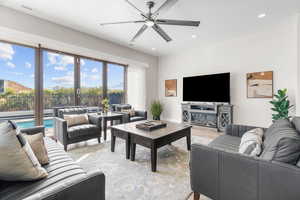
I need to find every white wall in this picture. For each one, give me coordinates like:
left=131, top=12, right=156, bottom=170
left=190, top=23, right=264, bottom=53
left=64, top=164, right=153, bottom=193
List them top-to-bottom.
left=0, top=6, right=158, bottom=111
left=158, top=15, right=299, bottom=127
left=127, top=65, right=146, bottom=110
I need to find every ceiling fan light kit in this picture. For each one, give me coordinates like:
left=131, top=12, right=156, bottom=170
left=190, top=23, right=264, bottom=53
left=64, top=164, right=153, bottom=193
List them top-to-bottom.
left=100, top=0, right=200, bottom=43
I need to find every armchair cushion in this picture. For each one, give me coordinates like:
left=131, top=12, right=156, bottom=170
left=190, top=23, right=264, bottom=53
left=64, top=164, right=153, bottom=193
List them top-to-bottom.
left=58, top=108, right=88, bottom=119
left=64, top=114, right=89, bottom=127
left=130, top=116, right=145, bottom=122
left=67, top=124, right=100, bottom=139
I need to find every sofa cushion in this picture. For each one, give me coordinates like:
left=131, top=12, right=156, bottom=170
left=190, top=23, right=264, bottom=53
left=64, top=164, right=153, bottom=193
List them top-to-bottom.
left=58, top=108, right=88, bottom=119
left=64, top=114, right=89, bottom=127
left=130, top=116, right=145, bottom=122
left=291, top=117, right=300, bottom=133
left=260, top=119, right=300, bottom=164
left=0, top=121, right=48, bottom=181
left=67, top=124, right=99, bottom=139
left=239, top=128, right=264, bottom=157
left=23, top=132, right=49, bottom=165
left=208, top=135, right=241, bottom=153
left=0, top=137, right=87, bottom=200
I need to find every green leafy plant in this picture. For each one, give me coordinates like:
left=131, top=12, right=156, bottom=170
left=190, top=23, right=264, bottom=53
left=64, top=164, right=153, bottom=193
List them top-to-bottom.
left=270, top=89, right=293, bottom=121
left=101, top=98, right=110, bottom=113
left=150, top=100, right=163, bottom=120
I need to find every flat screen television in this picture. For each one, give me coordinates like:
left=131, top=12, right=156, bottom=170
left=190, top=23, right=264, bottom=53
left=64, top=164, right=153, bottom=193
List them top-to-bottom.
left=183, top=73, right=230, bottom=103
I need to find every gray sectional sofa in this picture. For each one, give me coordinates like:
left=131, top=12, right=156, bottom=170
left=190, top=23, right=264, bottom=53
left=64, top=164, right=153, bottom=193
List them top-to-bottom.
left=190, top=118, right=300, bottom=200
left=0, top=126, right=105, bottom=200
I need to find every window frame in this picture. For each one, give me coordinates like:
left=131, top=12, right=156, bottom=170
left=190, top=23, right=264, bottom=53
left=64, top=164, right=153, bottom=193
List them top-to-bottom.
left=0, top=39, right=128, bottom=126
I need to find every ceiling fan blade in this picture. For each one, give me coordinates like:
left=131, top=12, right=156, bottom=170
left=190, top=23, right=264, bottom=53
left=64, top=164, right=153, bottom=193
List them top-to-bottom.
left=124, top=0, right=148, bottom=18
left=153, top=0, right=179, bottom=17
left=156, top=19, right=200, bottom=27
left=100, top=20, right=145, bottom=26
left=131, top=24, right=148, bottom=42
left=152, top=24, right=172, bottom=42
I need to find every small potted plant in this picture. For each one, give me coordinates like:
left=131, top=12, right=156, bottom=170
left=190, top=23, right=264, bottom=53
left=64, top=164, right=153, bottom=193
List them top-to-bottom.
left=270, top=89, right=294, bottom=121
left=101, top=98, right=110, bottom=114
left=150, top=100, right=163, bottom=120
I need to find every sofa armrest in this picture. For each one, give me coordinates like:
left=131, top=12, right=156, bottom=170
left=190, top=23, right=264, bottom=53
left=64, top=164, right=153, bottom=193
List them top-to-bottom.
left=134, top=110, right=147, bottom=119
left=88, top=114, right=102, bottom=128
left=54, top=117, right=68, bottom=146
left=225, top=124, right=262, bottom=137
left=21, top=126, right=45, bottom=136
left=191, top=142, right=300, bottom=200
left=191, top=143, right=261, bottom=200
left=190, top=144, right=220, bottom=200
left=260, top=161, right=300, bottom=200
left=24, top=170, right=105, bottom=200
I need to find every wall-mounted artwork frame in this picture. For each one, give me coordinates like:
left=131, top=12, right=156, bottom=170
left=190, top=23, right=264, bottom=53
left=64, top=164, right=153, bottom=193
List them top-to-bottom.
left=247, top=71, right=273, bottom=98
left=165, top=79, right=177, bottom=97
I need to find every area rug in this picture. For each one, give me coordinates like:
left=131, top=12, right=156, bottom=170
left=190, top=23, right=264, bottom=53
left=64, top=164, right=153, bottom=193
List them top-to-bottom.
left=68, top=131, right=213, bottom=200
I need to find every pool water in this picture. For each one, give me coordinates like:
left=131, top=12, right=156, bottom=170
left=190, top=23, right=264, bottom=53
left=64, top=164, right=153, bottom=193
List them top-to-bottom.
left=16, top=119, right=53, bottom=129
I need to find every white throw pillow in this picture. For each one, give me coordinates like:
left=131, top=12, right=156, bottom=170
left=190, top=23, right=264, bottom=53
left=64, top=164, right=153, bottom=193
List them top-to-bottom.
left=64, top=114, right=89, bottom=127
left=0, top=121, right=48, bottom=181
left=239, top=128, right=264, bottom=157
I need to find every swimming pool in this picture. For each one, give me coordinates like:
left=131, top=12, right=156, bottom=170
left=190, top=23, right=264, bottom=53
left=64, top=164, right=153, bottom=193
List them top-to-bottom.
left=16, top=119, right=53, bottom=129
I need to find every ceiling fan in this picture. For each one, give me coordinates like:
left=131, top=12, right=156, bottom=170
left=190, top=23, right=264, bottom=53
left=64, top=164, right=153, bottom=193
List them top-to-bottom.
left=100, top=0, right=200, bottom=42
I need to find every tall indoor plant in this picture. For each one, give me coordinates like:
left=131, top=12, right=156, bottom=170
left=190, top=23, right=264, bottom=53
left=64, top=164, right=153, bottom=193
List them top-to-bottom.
left=270, top=89, right=293, bottom=121
left=150, top=100, right=163, bottom=120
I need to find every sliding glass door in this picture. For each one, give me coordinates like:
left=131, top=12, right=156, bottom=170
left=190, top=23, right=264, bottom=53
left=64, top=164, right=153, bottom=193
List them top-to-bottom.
left=0, top=41, right=35, bottom=124
left=43, top=50, right=75, bottom=111
left=79, top=58, right=103, bottom=107
left=107, top=63, right=125, bottom=104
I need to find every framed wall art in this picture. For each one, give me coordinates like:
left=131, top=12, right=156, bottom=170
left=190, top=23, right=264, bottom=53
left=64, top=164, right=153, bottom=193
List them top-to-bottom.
left=247, top=71, right=273, bottom=98
left=165, top=79, right=177, bottom=97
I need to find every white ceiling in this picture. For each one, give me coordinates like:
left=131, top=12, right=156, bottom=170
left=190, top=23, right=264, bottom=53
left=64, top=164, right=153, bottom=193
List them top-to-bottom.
left=1, top=0, right=300, bottom=56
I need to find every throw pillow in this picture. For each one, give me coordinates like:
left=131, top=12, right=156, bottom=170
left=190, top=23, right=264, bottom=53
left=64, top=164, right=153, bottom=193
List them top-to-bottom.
left=121, top=108, right=135, bottom=117
left=64, top=114, right=89, bottom=127
left=260, top=119, right=300, bottom=165
left=0, top=121, right=48, bottom=181
left=239, top=128, right=264, bottom=156
left=23, top=133, right=49, bottom=165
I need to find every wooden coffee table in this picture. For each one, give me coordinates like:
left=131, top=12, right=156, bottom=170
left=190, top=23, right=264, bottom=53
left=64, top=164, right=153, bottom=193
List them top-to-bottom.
left=111, top=121, right=192, bottom=172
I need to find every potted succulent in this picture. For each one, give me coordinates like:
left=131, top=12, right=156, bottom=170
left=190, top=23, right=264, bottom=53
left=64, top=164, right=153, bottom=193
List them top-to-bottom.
left=270, top=89, right=294, bottom=121
left=101, top=98, right=110, bottom=114
left=150, top=100, right=163, bottom=120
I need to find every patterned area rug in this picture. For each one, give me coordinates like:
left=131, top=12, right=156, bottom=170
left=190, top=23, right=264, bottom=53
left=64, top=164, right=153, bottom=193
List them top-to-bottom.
left=68, top=130, right=214, bottom=200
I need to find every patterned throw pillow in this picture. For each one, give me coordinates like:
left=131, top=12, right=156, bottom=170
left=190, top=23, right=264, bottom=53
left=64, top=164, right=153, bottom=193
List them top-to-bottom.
left=64, top=114, right=89, bottom=127
left=0, top=121, right=48, bottom=181
left=239, top=128, right=264, bottom=157
left=23, top=133, right=49, bottom=165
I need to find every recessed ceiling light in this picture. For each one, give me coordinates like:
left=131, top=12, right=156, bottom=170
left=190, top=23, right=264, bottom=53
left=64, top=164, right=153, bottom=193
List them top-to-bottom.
left=21, top=5, right=33, bottom=11
left=258, top=13, right=266, bottom=18
left=192, top=34, right=197, bottom=38
left=151, top=47, right=156, bottom=51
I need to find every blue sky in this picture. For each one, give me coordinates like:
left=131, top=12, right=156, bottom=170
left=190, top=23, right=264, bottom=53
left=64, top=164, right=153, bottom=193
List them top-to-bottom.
left=0, top=42, right=124, bottom=90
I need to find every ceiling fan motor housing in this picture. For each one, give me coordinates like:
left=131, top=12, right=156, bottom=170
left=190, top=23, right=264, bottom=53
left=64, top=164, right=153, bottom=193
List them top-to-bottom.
left=147, top=1, right=155, bottom=10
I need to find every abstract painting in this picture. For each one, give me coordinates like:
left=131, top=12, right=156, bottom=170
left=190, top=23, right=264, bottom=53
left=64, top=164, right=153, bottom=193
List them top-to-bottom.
left=247, top=71, right=273, bottom=98
left=165, top=79, right=177, bottom=97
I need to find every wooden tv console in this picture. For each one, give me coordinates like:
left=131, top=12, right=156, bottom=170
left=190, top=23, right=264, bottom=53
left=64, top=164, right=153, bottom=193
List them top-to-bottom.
left=181, top=102, right=233, bottom=132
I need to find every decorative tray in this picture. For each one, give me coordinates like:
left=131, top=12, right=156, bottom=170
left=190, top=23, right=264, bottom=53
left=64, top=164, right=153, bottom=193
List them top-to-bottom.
left=136, top=120, right=167, bottom=131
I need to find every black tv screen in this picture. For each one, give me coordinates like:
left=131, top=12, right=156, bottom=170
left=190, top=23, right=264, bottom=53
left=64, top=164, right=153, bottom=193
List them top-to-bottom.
left=183, top=73, right=230, bottom=102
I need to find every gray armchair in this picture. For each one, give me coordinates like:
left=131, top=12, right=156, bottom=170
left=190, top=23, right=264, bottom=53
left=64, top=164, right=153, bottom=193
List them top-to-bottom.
left=112, top=104, right=147, bottom=122
left=54, top=108, right=102, bottom=151
left=190, top=124, right=300, bottom=200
